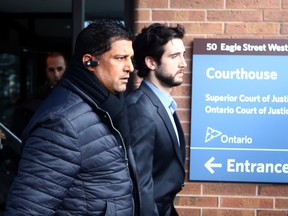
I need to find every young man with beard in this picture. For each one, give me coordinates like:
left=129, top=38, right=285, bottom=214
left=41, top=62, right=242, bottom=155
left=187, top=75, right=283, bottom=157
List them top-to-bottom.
left=4, top=19, right=140, bottom=216
left=125, top=23, right=187, bottom=216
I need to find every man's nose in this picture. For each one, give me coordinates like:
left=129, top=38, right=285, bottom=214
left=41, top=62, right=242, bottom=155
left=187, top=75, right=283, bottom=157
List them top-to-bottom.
left=180, top=55, right=187, bottom=68
left=126, top=59, right=134, bottom=73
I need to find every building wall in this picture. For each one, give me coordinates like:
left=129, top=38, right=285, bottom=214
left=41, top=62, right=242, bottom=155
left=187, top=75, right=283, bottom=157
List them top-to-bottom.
left=134, top=0, right=288, bottom=215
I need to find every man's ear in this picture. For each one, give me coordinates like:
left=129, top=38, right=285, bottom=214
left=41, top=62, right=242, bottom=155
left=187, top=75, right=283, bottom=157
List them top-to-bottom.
left=82, top=54, right=95, bottom=71
left=82, top=54, right=92, bottom=65
left=145, top=56, right=156, bottom=70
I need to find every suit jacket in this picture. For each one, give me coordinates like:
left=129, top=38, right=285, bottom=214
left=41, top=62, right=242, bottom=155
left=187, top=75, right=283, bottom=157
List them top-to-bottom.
left=126, top=81, right=186, bottom=216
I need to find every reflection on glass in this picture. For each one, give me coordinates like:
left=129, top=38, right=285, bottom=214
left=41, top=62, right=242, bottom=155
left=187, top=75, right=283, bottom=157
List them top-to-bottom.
left=0, top=53, right=20, bottom=125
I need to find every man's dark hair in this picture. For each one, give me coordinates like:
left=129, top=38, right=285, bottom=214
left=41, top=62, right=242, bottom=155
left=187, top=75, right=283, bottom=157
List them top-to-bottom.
left=74, top=19, right=134, bottom=60
left=133, top=23, right=185, bottom=78
left=46, top=52, right=67, bottom=66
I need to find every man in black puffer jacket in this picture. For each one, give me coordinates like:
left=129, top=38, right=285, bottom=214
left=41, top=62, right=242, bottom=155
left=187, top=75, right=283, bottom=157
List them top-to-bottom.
left=4, top=19, right=141, bottom=216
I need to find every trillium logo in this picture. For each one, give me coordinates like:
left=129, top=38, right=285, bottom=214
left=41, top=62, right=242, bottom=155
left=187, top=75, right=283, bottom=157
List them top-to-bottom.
left=205, top=127, right=222, bottom=143
left=205, top=127, right=253, bottom=144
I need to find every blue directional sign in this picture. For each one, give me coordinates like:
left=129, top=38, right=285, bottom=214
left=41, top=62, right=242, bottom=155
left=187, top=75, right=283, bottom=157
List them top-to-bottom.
left=189, top=38, right=288, bottom=183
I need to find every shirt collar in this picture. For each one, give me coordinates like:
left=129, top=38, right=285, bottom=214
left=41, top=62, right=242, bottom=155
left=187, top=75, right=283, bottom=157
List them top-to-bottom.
left=144, top=80, right=177, bottom=114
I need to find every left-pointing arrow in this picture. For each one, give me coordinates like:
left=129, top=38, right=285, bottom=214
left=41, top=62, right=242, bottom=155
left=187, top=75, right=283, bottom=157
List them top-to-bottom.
left=204, top=157, right=222, bottom=174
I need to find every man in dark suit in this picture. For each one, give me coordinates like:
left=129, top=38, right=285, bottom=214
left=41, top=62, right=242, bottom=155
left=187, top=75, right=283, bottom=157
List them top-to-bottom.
left=125, top=23, right=187, bottom=216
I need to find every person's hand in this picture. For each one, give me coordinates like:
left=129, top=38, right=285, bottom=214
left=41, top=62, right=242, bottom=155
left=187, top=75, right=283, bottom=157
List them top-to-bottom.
left=0, top=129, right=7, bottom=139
left=0, top=129, right=7, bottom=150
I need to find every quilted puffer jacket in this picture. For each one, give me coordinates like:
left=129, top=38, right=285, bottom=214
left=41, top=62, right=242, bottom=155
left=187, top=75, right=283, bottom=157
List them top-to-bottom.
left=4, top=79, right=138, bottom=216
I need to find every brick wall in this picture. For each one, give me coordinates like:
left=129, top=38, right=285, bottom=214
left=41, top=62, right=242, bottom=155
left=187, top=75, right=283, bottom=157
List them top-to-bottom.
left=134, top=0, right=288, bottom=215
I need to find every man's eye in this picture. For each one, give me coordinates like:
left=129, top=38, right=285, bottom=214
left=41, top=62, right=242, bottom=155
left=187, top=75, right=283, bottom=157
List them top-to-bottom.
left=47, top=67, right=55, bottom=72
left=48, top=67, right=64, bottom=72
left=57, top=67, right=64, bottom=71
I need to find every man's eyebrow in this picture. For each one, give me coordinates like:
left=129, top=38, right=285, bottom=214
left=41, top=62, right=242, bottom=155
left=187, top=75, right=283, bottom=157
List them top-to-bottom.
left=169, top=49, right=186, bottom=55
left=168, top=51, right=181, bottom=56
left=114, top=54, right=130, bottom=58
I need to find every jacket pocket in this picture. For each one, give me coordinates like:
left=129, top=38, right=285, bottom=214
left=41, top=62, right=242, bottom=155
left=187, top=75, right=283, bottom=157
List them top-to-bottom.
left=105, top=200, right=116, bottom=216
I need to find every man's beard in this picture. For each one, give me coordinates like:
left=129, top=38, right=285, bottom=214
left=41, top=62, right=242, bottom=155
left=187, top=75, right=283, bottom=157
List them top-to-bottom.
left=155, top=68, right=182, bottom=88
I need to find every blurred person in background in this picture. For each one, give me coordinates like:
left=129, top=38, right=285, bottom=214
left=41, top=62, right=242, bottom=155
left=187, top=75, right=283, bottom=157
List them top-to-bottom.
left=12, top=52, right=67, bottom=137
